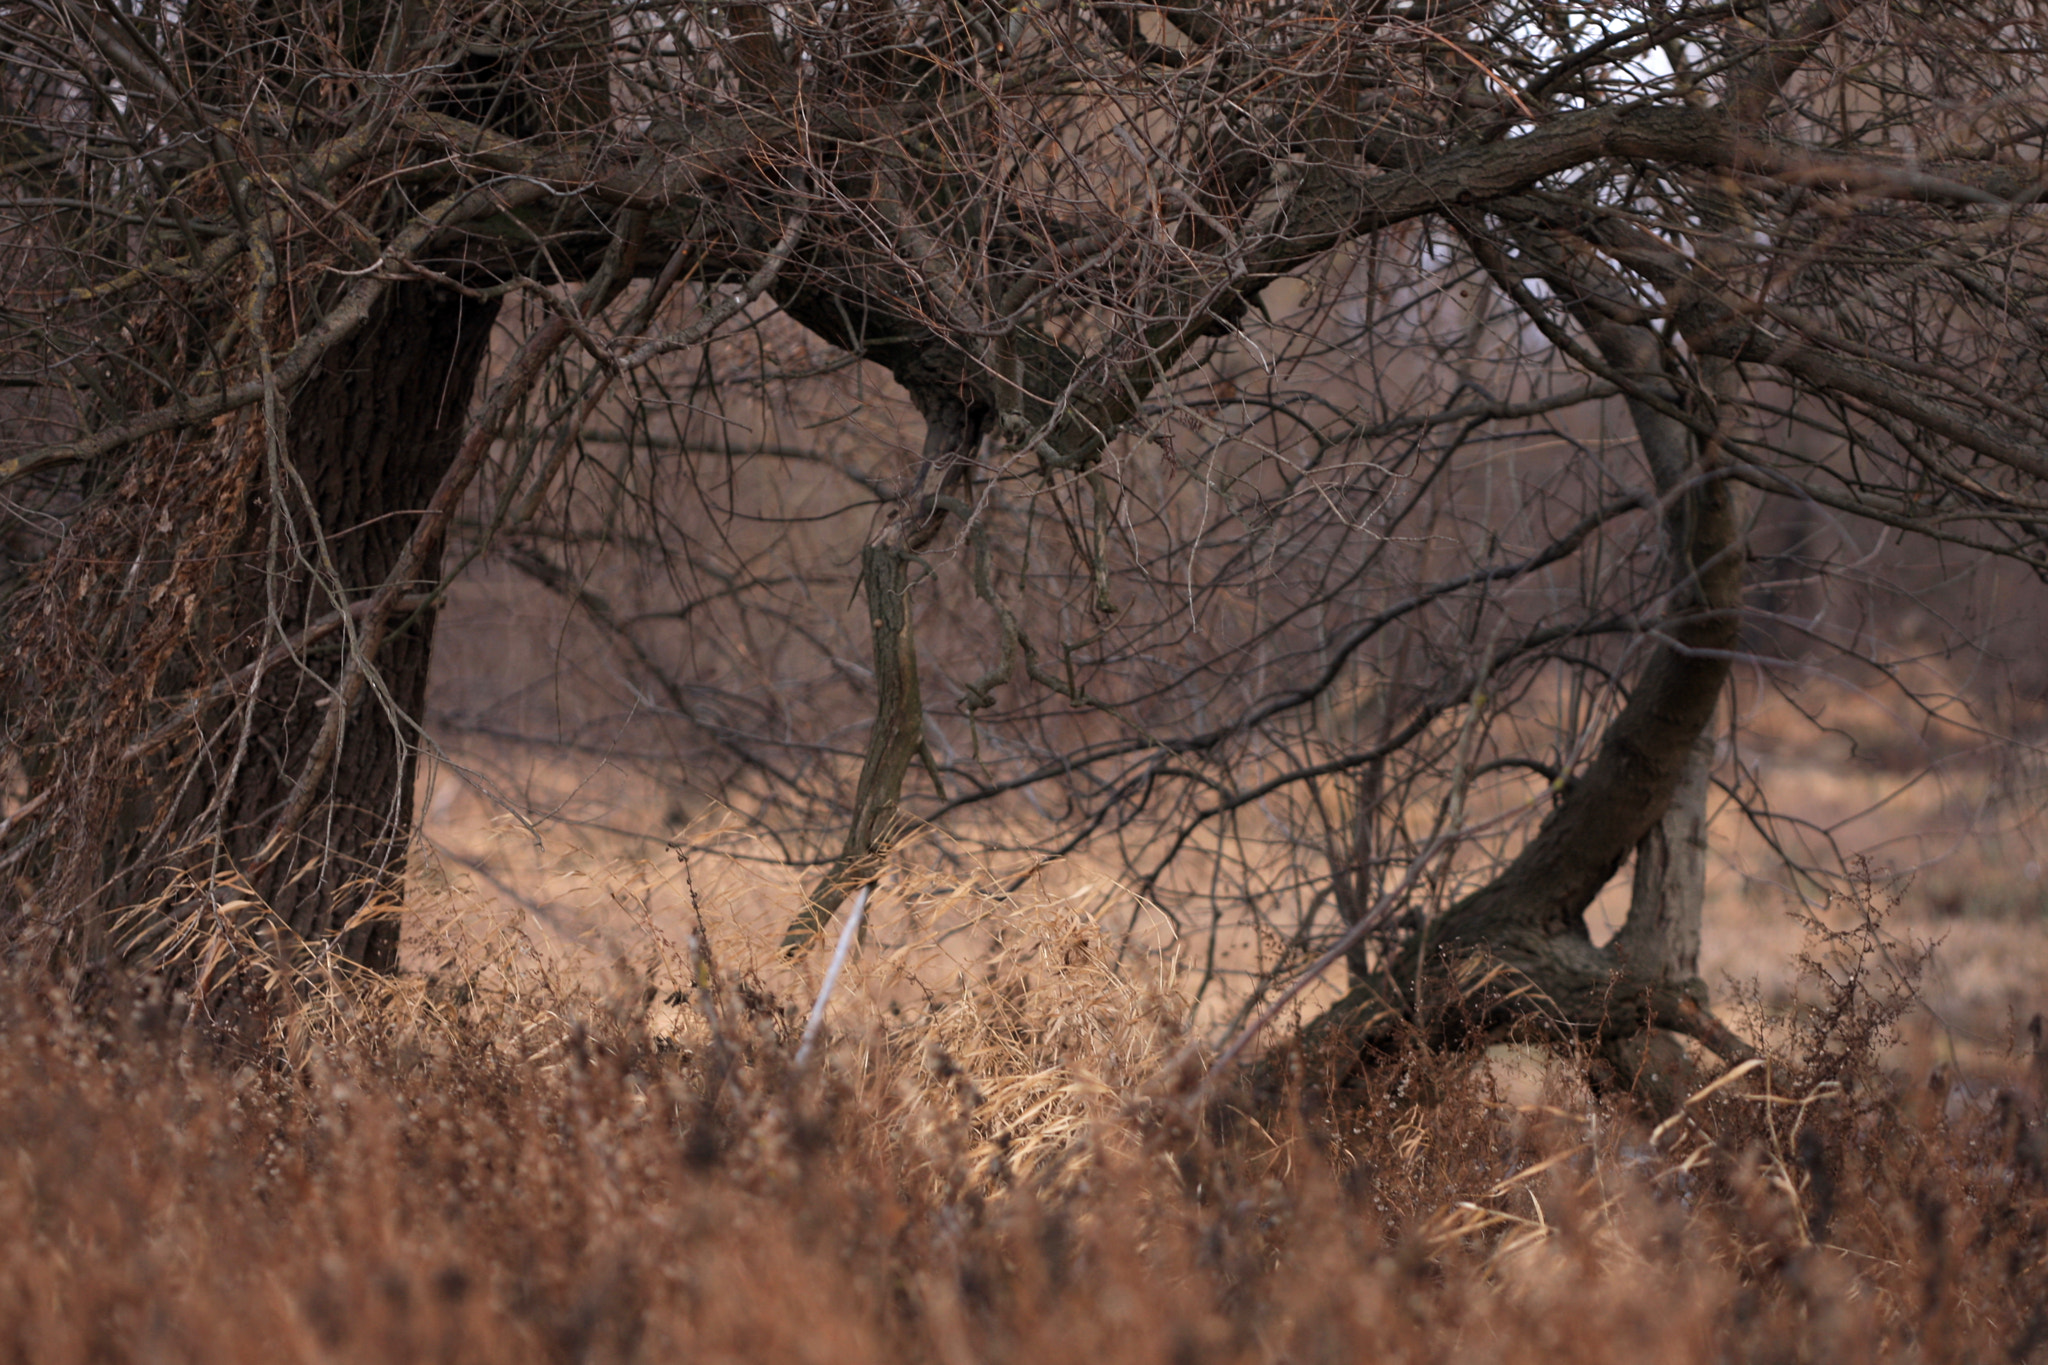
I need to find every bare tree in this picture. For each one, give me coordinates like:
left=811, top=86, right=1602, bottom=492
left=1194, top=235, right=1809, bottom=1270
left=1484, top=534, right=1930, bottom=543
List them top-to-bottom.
left=3, top=0, right=2045, bottom=1080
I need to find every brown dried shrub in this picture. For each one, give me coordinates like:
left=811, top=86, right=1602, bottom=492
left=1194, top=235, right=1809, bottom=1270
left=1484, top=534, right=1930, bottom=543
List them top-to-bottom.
left=0, top=879, right=2041, bottom=1365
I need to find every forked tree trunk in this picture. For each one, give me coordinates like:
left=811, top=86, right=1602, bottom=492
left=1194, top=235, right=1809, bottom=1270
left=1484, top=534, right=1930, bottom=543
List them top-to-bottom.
left=3, top=284, right=498, bottom=976
left=1306, top=310, right=1749, bottom=1085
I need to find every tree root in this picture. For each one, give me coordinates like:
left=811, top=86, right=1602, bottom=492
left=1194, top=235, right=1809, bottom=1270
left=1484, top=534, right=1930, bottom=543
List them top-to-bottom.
left=1287, top=934, right=1757, bottom=1114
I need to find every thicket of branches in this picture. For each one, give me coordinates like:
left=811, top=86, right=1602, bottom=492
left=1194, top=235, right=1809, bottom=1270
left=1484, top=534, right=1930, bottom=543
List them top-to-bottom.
left=3, top=0, right=2047, bottom=1084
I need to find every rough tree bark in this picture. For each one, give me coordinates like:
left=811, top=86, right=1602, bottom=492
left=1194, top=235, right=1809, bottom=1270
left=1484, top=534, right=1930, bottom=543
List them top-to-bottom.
left=0, top=0, right=612, bottom=981
left=4, top=284, right=498, bottom=975
left=219, top=284, right=503, bottom=969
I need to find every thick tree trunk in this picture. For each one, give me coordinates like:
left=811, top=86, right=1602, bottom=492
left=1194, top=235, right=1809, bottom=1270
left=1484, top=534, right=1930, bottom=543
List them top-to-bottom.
left=2, top=284, right=498, bottom=976
left=232, top=284, right=501, bottom=967
left=1305, top=311, right=1749, bottom=1081
left=1596, top=724, right=1717, bottom=1107
left=1615, top=727, right=1713, bottom=984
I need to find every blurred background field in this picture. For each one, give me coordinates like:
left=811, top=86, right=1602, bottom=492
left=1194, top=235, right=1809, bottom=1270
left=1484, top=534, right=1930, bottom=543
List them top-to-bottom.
left=415, top=575, right=2048, bottom=1085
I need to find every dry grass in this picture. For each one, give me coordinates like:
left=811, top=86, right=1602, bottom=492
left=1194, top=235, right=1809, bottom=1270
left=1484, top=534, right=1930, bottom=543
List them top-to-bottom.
left=3, top=868, right=2046, bottom=1365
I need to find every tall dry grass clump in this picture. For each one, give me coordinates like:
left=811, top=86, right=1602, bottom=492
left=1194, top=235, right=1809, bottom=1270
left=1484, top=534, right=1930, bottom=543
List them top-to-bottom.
left=1, top=879, right=2044, bottom=1365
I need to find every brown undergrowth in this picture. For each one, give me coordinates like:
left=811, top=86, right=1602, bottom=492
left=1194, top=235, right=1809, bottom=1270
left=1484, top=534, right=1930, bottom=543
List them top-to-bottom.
left=1, top=883, right=2044, bottom=1365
